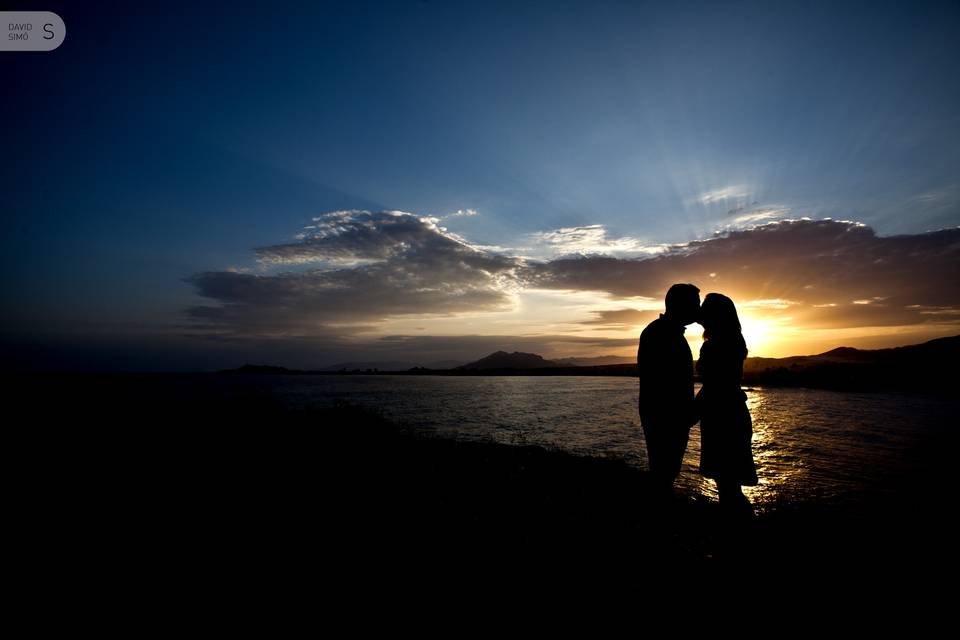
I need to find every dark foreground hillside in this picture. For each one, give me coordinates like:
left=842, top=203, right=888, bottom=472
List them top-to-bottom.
left=7, top=373, right=955, bottom=594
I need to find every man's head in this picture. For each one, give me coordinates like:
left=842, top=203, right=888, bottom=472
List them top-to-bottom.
left=664, top=283, right=700, bottom=326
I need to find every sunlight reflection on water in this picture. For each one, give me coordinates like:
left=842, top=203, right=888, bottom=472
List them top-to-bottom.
left=237, top=375, right=952, bottom=507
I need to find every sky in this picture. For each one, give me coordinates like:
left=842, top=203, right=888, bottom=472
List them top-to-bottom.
left=2, top=0, right=959, bottom=370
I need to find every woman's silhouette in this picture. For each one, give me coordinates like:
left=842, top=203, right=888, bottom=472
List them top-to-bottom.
left=696, top=293, right=758, bottom=513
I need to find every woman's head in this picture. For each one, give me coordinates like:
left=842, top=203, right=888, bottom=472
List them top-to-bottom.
left=700, top=293, right=747, bottom=355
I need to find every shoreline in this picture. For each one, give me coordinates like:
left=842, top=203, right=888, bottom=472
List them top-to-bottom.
left=215, top=362, right=953, bottom=393
left=10, top=372, right=953, bottom=573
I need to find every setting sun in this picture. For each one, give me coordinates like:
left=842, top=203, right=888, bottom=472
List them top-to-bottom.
left=738, top=312, right=787, bottom=358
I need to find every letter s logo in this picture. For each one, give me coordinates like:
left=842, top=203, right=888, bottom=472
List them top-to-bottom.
left=0, top=12, right=65, bottom=51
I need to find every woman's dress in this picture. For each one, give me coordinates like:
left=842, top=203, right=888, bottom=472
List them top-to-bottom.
left=697, top=339, right=758, bottom=486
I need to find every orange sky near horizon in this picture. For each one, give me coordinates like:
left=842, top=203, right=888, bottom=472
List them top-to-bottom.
left=370, top=287, right=960, bottom=360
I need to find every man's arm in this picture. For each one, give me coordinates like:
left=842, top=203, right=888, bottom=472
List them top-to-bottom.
left=637, top=327, right=667, bottom=422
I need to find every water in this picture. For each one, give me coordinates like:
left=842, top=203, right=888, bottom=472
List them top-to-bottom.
left=198, top=374, right=954, bottom=507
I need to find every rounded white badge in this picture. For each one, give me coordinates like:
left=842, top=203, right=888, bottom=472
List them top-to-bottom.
left=1, top=12, right=66, bottom=51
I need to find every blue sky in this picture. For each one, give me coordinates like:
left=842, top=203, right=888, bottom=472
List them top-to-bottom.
left=3, top=0, right=959, bottom=369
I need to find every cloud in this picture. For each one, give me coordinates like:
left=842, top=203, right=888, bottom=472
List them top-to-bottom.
left=696, top=185, right=751, bottom=205
left=727, top=206, right=791, bottom=226
left=443, top=208, right=479, bottom=219
left=254, top=209, right=491, bottom=266
left=187, top=210, right=521, bottom=337
left=186, top=214, right=960, bottom=347
left=520, top=219, right=960, bottom=329
left=525, top=224, right=664, bottom=257
left=738, top=299, right=800, bottom=310
left=579, top=308, right=660, bottom=329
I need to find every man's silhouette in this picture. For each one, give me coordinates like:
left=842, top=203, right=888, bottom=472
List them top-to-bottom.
left=637, top=283, right=701, bottom=493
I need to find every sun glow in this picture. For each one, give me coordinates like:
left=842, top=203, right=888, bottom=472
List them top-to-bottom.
left=738, top=312, right=786, bottom=357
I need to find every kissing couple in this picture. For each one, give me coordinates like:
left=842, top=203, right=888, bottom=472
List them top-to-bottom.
left=637, top=283, right=758, bottom=513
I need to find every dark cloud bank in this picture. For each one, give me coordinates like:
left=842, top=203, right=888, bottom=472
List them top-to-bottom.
left=184, top=211, right=960, bottom=363
left=187, top=211, right=520, bottom=336
left=523, top=219, right=960, bottom=330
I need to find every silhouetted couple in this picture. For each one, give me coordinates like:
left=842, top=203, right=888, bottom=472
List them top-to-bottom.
left=637, top=283, right=758, bottom=513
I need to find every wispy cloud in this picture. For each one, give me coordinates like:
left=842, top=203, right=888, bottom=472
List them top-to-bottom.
left=696, top=185, right=752, bottom=205
left=727, top=206, right=791, bottom=226
left=443, top=208, right=479, bottom=219
left=525, top=224, right=665, bottom=258
left=739, top=299, right=800, bottom=310
left=578, top=308, right=660, bottom=329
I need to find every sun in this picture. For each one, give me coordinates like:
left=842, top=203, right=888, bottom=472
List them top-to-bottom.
left=683, top=311, right=788, bottom=358
left=738, top=312, right=784, bottom=358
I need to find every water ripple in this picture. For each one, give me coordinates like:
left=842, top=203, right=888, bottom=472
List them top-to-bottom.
left=225, top=375, right=954, bottom=506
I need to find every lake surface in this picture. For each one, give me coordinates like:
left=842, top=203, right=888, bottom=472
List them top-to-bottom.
left=196, top=374, right=954, bottom=507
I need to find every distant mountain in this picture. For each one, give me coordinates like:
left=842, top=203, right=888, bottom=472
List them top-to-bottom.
left=219, top=335, right=957, bottom=391
left=743, top=335, right=958, bottom=391
left=816, top=346, right=869, bottom=359
left=458, top=351, right=560, bottom=370
left=458, top=351, right=635, bottom=370
left=552, top=355, right=635, bottom=367
left=221, top=359, right=467, bottom=374
left=319, top=359, right=467, bottom=371
left=427, top=359, right=468, bottom=370
left=319, top=361, right=422, bottom=372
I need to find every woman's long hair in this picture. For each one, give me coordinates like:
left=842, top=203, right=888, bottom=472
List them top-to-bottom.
left=700, top=293, right=748, bottom=359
